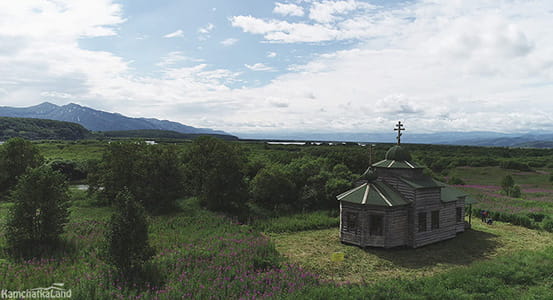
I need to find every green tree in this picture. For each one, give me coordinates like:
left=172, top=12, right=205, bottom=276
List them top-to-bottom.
left=184, top=136, right=248, bottom=216
left=0, top=138, right=44, bottom=194
left=91, top=142, right=184, bottom=213
left=140, top=145, right=184, bottom=212
left=251, top=164, right=297, bottom=213
left=5, top=165, right=69, bottom=257
left=500, top=175, right=521, bottom=197
left=501, top=175, right=515, bottom=192
left=324, top=177, right=352, bottom=208
left=509, top=185, right=522, bottom=198
left=105, top=189, right=154, bottom=279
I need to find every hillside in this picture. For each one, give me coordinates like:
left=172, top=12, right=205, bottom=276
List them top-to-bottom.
left=0, top=102, right=230, bottom=136
left=0, top=117, right=90, bottom=140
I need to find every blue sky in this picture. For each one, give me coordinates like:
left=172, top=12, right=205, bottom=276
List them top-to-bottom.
left=1, top=0, right=553, bottom=134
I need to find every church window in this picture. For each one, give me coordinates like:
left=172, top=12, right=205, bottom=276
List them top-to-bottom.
left=456, top=207, right=463, bottom=222
left=431, top=210, right=440, bottom=230
left=344, top=212, right=359, bottom=234
left=418, top=212, right=427, bottom=232
left=369, top=215, right=383, bottom=236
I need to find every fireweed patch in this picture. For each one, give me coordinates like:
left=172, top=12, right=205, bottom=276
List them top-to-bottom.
left=0, top=208, right=318, bottom=299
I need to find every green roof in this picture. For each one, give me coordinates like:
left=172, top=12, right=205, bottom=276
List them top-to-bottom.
left=372, top=145, right=423, bottom=169
left=385, top=145, right=412, bottom=161
left=373, top=159, right=423, bottom=169
left=400, top=177, right=446, bottom=189
left=337, top=181, right=410, bottom=207
left=441, top=186, right=468, bottom=202
left=465, top=195, right=478, bottom=205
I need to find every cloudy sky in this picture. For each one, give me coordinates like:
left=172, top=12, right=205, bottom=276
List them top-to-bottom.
left=1, top=0, right=553, bottom=134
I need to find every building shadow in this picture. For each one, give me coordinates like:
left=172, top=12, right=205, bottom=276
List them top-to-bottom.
left=363, top=229, right=500, bottom=268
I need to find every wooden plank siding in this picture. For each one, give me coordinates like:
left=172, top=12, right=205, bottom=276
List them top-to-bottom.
left=377, top=168, right=423, bottom=180
left=414, top=188, right=441, bottom=208
left=413, top=201, right=457, bottom=248
left=340, top=202, right=364, bottom=246
left=384, top=207, right=408, bottom=248
left=361, top=209, right=385, bottom=247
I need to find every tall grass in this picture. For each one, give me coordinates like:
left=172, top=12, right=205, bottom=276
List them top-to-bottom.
left=0, top=199, right=319, bottom=299
left=252, top=210, right=339, bottom=233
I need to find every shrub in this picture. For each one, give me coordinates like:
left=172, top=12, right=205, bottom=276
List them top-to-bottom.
left=0, top=137, right=44, bottom=193
left=49, top=159, right=87, bottom=181
left=5, top=165, right=70, bottom=258
left=447, top=176, right=465, bottom=185
left=508, top=185, right=521, bottom=198
left=105, top=189, right=155, bottom=280
left=527, top=212, right=546, bottom=223
left=542, top=218, right=553, bottom=232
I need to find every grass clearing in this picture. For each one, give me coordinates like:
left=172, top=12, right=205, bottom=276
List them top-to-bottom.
left=36, top=141, right=108, bottom=161
left=450, top=166, right=552, bottom=187
left=252, top=211, right=339, bottom=233
left=269, top=220, right=553, bottom=284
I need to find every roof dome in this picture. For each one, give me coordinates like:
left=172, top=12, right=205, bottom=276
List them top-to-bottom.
left=385, top=145, right=412, bottom=161
left=361, top=167, right=378, bottom=182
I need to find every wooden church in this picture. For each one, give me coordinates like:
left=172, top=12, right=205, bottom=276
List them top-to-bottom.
left=337, top=122, right=469, bottom=248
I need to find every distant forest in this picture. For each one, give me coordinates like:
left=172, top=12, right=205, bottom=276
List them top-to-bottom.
left=0, top=117, right=90, bottom=140
left=100, top=129, right=238, bottom=141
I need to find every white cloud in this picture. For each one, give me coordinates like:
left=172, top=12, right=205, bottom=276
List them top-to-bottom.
left=0, top=0, right=124, bottom=39
left=309, top=0, right=374, bottom=23
left=231, top=1, right=385, bottom=43
left=274, top=3, right=304, bottom=17
left=230, top=16, right=342, bottom=43
left=198, top=23, right=215, bottom=34
left=163, top=29, right=184, bottom=38
left=220, top=38, right=239, bottom=46
left=156, top=51, right=204, bottom=67
left=267, top=52, right=277, bottom=58
left=245, top=63, right=274, bottom=71
left=41, top=91, right=73, bottom=99
left=267, top=97, right=289, bottom=108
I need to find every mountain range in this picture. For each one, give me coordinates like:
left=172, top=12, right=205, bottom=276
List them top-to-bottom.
left=0, top=102, right=228, bottom=135
left=2, top=102, right=553, bottom=147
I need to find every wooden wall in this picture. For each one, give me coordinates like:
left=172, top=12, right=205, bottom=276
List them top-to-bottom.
left=377, top=168, right=423, bottom=180
left=412, top=200, right=457, bottom=248
left=340, top=202, right=363, bottom=246
left=384, top=206, right=408, bottom=248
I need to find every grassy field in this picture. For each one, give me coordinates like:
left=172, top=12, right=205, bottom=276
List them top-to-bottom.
left=36, top=140, right=108, bottom=161
left=448, top=166, right=553, bottom=216
left=270, top=221, right=553, bottom=284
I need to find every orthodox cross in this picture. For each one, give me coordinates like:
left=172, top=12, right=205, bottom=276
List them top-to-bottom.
left=394, top=121, right=405, bottom=145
